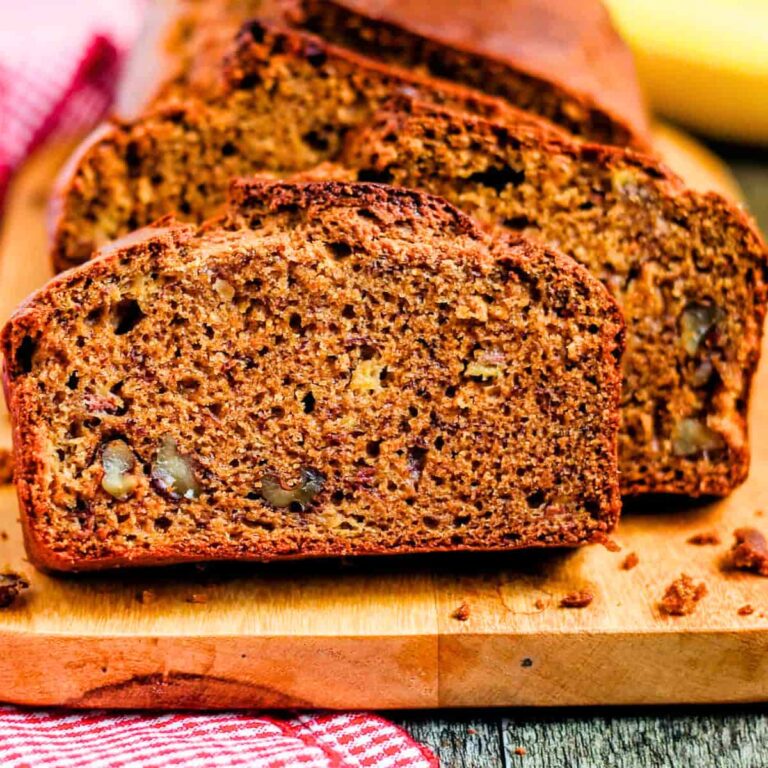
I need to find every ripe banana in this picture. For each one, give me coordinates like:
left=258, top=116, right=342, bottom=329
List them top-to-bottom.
left=605, top=0, right=768, bottom=145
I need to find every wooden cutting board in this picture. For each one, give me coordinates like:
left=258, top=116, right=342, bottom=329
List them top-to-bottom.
left=0, top=132, right=766, bottom=710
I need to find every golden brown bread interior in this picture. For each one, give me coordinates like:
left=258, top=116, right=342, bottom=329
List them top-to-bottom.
left=121, top=0, right=648, bottom=148
left=132, top=0, right=298, bottom=113
left=300, top=0, right=650, bottom=148
left=52, top=20, right=551, bottom=272
left=337, top=99, right=768, bottom=496
left=3, top=181, right=623, bottom=572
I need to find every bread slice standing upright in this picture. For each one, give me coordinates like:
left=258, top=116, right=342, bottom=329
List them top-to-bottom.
left=116, top=0, right=649, bottom=148
left=300, top=0, right=650, bottom=147
left=3, top=181, right=624, bottom=571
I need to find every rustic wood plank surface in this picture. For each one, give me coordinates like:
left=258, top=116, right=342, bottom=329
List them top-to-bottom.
left=398, top=141, right=768, bottom=768
left=398, top=706, right=768, bottom=767
left=401, top=716, right=505, bottom=767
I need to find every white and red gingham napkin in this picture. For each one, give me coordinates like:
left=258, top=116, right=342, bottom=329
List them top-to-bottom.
left=0, top=1, right=144, bottom=201
left=0, top=3, right=437, bottom=766
left=0, top=709, right=437, bottom=768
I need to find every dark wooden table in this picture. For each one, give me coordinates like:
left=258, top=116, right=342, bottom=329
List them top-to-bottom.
left=396, top=141, right=768, bottom=767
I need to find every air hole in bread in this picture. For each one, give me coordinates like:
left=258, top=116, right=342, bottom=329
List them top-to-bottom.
left=466, top=164, right=525, bottom=192
left=112, top=299, right=144, bottom=336
left=14, top=335, right=37, bottom=375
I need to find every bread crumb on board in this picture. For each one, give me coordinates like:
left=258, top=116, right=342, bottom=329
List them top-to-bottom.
left=726, top=528, right=768, bottom=576
left=687, top=531, right=721, bottom=546
left=600, top=537, right=621, bottom=553
left=621, top=552, right=639, bottom=570
left=0, top=572, right=29, bottom=608
left=660, top=574, right=707, bottom=616
left=136, top=589, right=156, bottom=605
left=560, top=590, right=594, bottom=608
left=186, top=593, right=209, bottom=604
left=533, top=597, right=546, bottom=610
left=452, top=602, right=471, bottom=621
left=738, top=604, right=755, bottom=617
left=514, top=746, right=527, bottom=756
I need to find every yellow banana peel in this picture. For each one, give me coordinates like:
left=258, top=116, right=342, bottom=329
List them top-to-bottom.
left=605, top=0, right=768, bottom=144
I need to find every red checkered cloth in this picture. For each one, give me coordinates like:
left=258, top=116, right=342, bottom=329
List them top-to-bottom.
left=0, top=1, right=144, bottom=202
left=0, top=4, right=437, bottom=766
left=0, top=709, right=438, bottom=767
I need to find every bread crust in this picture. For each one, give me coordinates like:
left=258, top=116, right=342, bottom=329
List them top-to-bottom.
left=113, top=0, right=649, bottom=147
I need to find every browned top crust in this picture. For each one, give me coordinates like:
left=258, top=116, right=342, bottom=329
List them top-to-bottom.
left=300, top=0, right=650, bottom=148
left=225, top=178, right=479, bottom=236
left=4, top=181, right=623, bottom=571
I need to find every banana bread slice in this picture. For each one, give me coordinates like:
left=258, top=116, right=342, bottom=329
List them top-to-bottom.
left=116, top=0, right=299, bottom=118
left=119, top=0, right=648, bottom=148
left=299, top=0, right=650, bottom=149
left=51, top=20, right=559, bottom=273
left=338, top=100, right=768, bottom=496
left=3, top=181, right=623, bottom=572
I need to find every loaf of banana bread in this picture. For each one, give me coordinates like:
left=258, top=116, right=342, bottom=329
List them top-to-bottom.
left=116, top=0, right=648, bottom=148
left=299, top=0, right=650, bottom=148
left=53, top=21, right=552, bottom=272
left=338, top=99, right=768, bottom=496
left=3, top=181, right=623, bottom=571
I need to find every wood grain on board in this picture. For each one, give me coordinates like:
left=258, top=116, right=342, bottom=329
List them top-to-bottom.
left=0, top=133, right=765, bottom=710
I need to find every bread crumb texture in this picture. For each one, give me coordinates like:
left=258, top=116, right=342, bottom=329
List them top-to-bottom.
left=52, top=22, right=513, bottom=271
left=50, top=25, right=767, bottom=500
left=340, top=101, right=768, bottom=496
left=0, top=449, right=13, bottom=485
left=620, top=551, right=638, bottom=570
left=0, top=573, right=29, bottom=608
left=560, top=589, right=594, bottom=608
left=452, top=602, right=471, bottom=621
